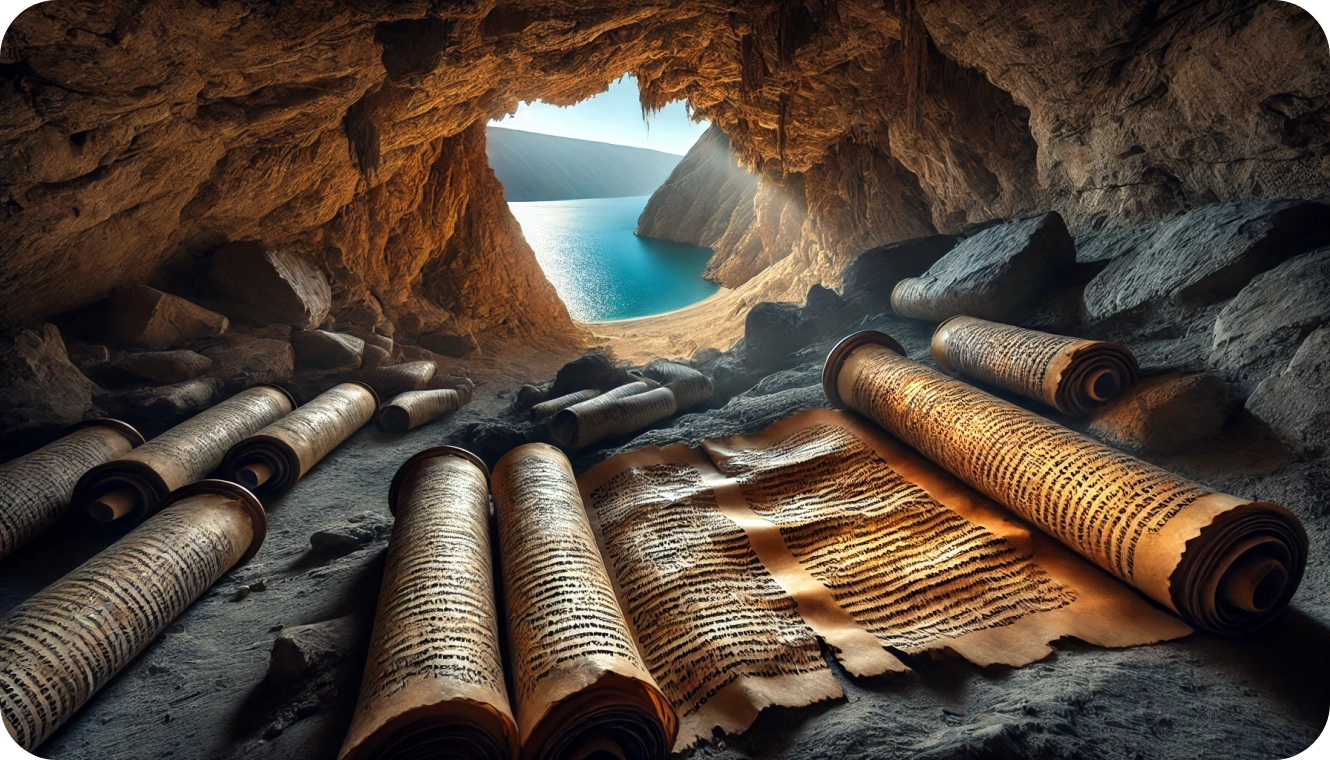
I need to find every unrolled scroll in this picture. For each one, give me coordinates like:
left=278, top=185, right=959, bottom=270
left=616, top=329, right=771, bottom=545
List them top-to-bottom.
left=932, top=316, right=1139, bottom=415
left=823, top=330, right=1307, bottom=633
left=355, top=360, right=437, bottom=397
left=222, top=382, right=378, bottom=494
left=548, top=383, right=676, bottom=450
left=73, top=385, right=294, bottom=528
left=377, top=389, right=464, bottom=433
left=0, top=419, right=144, bottom=560
left=493, top=444, right=677, bottom=760
left=339, top=447, right=517, bottom=760
left=0, top=480, right=266, bottom=751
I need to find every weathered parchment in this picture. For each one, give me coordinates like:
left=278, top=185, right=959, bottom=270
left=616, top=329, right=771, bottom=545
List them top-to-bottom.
left=932, top=316, right=1139, bottom=415
left=825, top=330, right=1308, bottom=634
left=355, top=361, right=437, bottom=397
left=223, top=382, right=377, bottom=494
left=547, top=382, right=675, bottom=450
left=377, top=388, right=464, bottom=433
left=530, top=388, right=601, bottom=421
left=493, top=443, right=676, bottom=760
left=339, top=447, right=518, bottom=760
left=0, top=481, right=264, bottom=751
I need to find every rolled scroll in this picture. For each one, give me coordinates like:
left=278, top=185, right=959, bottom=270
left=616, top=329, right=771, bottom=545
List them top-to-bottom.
left=932, top=316, right=1139, bottom=415
left=823, top=330, right=1307, bottom=633
left=355, top=360, right=437, bottom=397
left=642, top=361, right=714, bottom=411
left=222, top=382, right=378, bottom=494
left=548, top=382, right=676, bottom=450
left=74, top=385, right=295, bottom=528
left=530, top=388, right=601, bottom=421
left=377, top=389, right=464, bottom=433
left=0, top=419, right=145, bottom=560
left=493, top=444, right=677, bottom=760
left=339, top=447, right=518, bottom=760
left=0, top=480, right=266, bottom=751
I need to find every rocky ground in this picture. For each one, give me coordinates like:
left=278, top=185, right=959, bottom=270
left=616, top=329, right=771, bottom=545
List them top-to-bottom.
left=2, top=199, right=1329, bottom=759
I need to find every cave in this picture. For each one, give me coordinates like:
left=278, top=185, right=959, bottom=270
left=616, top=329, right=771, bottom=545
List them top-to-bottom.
left=1, top=1, right=1329, bottom=759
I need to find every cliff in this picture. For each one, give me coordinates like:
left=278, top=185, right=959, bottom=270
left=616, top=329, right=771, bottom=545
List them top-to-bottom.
left=486, top=127, right=683, bottom=201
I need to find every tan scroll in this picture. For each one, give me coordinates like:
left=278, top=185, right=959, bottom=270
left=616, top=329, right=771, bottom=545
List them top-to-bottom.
left=932, top=316, right=1140, bottom=415
left=823, top=330, right=1308, bottom=634
left=355, top=361, right=437, bottom=397
left=642, top=361, right=714, bottom=411
left=221, top=382, right=378, bottom=494
left=73, top=385, right=295, bottom=528
left=548, top=385, right=676, bottom=451
left=530, top=388, right=601, bottom=421
left=377, top=389, right=464, bottom=433
left=0, top=419, right=144, bottom=560
left=493, top=444, right=677, bottom=760
left=339, top=447, right=518, bottom=760
left=0, top=480, right=266, bottom=751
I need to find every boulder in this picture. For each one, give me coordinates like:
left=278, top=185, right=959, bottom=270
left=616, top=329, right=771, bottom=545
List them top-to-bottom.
left=1083, top=200, right=1330, bottom=324
left=890, top=213, right=1075, bottom=323
left=839, top=234, right=960, bottom=315
left=209, top=241, right=332, bottom=329
left=1209, top=248, right=1330, bottom=395
left=105, top=286, right=229, bottom=349
left=744, top=302, right=819, bottom=371
left=0, top=324, right=96, bottom=450
left=344, top=325, right=394, bottom=353
left=1247, top=327, right=1330, bottom=458
left=418, top=328, right=479, bottom=358
left=291, top=330, right=364, bottom=372
left=202, top=334, right=294, bottom=385
left=64, top=340, right=111, bottom=373
left=361, top=344, right=392, bottom=369
left=110, top=350, right=213, bottom=385
left=549, top=351, right=628, bottom=397
left=1086, top=373, right=1231, bottom=456
left=96, top=377, right=230, bottom=422
left=458, top=420, right=532, bottom=469
left=309, top=513, right=392, bottom=557
left=267, top=616, right=358, bottom=689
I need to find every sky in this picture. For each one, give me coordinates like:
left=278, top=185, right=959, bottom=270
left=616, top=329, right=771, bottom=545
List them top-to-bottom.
left=489, top=74, right=709, bottom=156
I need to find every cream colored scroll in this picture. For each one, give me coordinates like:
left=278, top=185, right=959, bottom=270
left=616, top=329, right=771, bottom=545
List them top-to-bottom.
left=932, top=316, right=1139, bottom=415
left=823, top=330, right=1308, bottom=634
left=356, top=360, right=437, bottom=397
left=644, top=362, right=714, bottom=411
left=546, top=380, right=668, bottom=450
left=222, top=382, right=378, bottom=494
left=74, top=385, right=295, bottom=528
left=530, top=388, right=601, bottom=421
left=377, top=389, right=464, bottom=433
left=0, top=419, right=144, bottom=560
left=493, top=444, right=677, bottom=760
left=339, top=447, right=518, bottom=760
left=0, top=480, right=266, bottom=751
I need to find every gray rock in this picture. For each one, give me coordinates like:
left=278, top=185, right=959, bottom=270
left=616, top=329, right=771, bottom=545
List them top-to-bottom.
left=1083, top=200, right=1330, bottom=324
left=891, top=212, right=1075, bottom=323
left=839, top=234, right=960, bottom=315
left=209, top=242, right=332, bottom=329
left=1210, top=248, right=1330, bottom=395
left=105, top=286, right=229, bottom=349
left=744, top=302, right=819, bottom=371
left=0, top=324, right=96, bottom=452
left=343, top=325, right=393, bottom=354
left=1247, top=327, right=1330, bottom=458
left=418, top=328, right=478, bottom=358
left=291, top=330, right=364, bottom=372
left=202, top=334, right=294, bottom=385
left=64, top=340, right=111, bottom=373
left=361, top=344, right=392, bottom=369
left=111, top=350, right=213, bottom=385
left=549, top=351, right=628, bottom=397
left=1086, top=373, right=1231, bottom=456
left=96, top=377, right=230, bottom=423
left=457, top=420, right=533, bottom=469
left=309, top=513, right=392, bottom=557
left=267, top=616, right=358, bottom=689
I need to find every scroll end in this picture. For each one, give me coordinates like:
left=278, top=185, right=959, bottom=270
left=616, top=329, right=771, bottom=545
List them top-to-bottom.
left=822, top=330, right=906, bottom=409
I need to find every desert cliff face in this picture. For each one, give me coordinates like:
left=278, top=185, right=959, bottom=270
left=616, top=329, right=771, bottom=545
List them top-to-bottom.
left=1, top=0, right=1328, bottom=343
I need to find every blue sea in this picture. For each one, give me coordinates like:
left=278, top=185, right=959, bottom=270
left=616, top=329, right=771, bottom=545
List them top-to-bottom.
left=508, top=195, right=720, bottom=321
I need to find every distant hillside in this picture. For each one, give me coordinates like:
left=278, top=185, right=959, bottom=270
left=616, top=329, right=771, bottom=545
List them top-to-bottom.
left=486, top=127, right=684, bottom=201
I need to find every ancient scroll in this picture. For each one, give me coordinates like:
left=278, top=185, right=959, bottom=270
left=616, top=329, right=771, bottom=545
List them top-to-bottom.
left=932, top=316, right=1139, bottom=415
left=823, top=330, right=1308, bottom=633
left=355, top=360, right=437, bottom=397
left=641, top=361, right=714, bottom=411
left=546, top=380, right=664, bottom=449
left=222, top=382, right=378, bottom=494
left=73, top=385, right=295, bottom=528
left=530, top=388, right=601, bottom=421
left=377, top=389, right=464, bottom=433
left=0, top=419, right=144, bottom=560
left=493, top=444, right=677, bottom=760
left=339, top=447, right=518, bottom=760
left=0, top=480, right=266, bottom=751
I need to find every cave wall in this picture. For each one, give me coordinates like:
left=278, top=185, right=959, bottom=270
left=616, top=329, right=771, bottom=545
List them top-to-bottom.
left=1, top=0, right=1327, bottom=335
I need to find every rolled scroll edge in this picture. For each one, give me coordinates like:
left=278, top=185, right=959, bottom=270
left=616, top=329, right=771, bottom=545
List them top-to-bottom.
left=822, top=330, right=906, bottom=410
left=388, top=446, right=491, bottom=516
left=157, top=478, right=268, bottom=566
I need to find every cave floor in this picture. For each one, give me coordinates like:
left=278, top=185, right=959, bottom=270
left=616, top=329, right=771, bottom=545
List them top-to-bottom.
left=1, top=315, right=1327, bottom=760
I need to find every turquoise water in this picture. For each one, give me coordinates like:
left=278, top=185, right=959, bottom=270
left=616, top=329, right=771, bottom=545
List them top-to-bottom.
left=509, top=196, right=720, bottom=321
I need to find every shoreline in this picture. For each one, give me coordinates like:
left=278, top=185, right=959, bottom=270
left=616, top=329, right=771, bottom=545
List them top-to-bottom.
left=579, top=287, right=730, bottom=326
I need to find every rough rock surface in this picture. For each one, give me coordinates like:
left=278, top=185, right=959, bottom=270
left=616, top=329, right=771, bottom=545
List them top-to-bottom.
left=839, top=234, right=960, bottom=316
left=209, top=243, right=333, bottom=330
left=1210, top=248, right=1330, bottom=395
left=104, top=287, right=230, bottom=350
left=742, top=301, right=820, bottom=371
left=0, top=324, right=96, bottom=453
left=1247, top=327, right=1330, bottom=459
left=417, top=328, right=478, bottom=358
left=290, top=330, right=364, bottom=373
left=202, top=334, right=295, bottom=386
left=109, top=350, right=213, bottom=386
left=548, top=351, right=628, bottom=397
left=1086, top=373, right=1233, bottom=456
left=94, top=377, right=231, bottom=432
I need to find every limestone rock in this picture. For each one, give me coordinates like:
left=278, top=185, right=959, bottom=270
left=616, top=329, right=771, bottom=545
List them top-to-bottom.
left=1084, top=200, right=1330, bottom=324
left=892, top=213, right=1076, bottom=323
left=840, top=234, right=960, bottom=315
left=209, top=242, right=332, bottom=329
left=1209, top=248, right=1330, bottom=395
left=105, top=286, right=229, bottom=350
left=744, top=302, right=820, bottom=371
left=0, top=324, right=96, bottom=451
left=344, top=326, right=394, bottom=354
left=1247, top=327, right=1330, bottom=458
left=418, top=328, right=479, bottom=358
left=291, top=330, right=364, bottom=372
left=202, top=334, right=294, bottom=385
left=110, top=350, right=213, bottom=385
left=1087, top=373, right=1231, bottom=456
left=96, top=377, right=230, bottom=424
left=267, top=616, right=358, bottom=689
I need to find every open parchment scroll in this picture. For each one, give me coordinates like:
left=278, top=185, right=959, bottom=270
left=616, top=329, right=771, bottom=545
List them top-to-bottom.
left=932, top=316, right=1139, bottom=415
left=824, top=330, right=1307, bottom=634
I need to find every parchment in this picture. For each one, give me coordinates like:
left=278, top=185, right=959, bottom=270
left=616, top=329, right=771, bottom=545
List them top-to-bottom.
left=931, top=316, right=1139, bottom=415
left=827, top=332, right=1308, bottom=633
left=355, top=360, right=437, bottom=397
left=547, top=382, right=676, bottom=450
left=377, top=388, right=463, bottom=433
left=530, top=389, right=601, bottom=421
left=493, top=444, right=677, bottom=760
left=339, top=449, right=517, bottom=760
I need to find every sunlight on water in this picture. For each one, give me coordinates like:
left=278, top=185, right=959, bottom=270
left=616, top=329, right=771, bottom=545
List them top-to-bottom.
left=509, top=195, right=720, bottom=321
